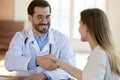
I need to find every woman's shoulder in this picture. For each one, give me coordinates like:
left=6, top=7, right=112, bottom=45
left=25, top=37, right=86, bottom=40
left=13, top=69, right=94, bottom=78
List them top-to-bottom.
left=89, top=46, right=108, bottom=63
left=92, top=46, right=107, bottom=57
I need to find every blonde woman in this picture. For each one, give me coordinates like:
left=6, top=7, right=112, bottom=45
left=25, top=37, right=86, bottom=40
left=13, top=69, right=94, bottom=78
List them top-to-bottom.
left=46, top=8, right=120, bottom=80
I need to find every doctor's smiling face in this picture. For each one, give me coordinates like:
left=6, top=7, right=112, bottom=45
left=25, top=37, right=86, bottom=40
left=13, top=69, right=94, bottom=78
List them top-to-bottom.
left=29, top=6, right=51, bottom=34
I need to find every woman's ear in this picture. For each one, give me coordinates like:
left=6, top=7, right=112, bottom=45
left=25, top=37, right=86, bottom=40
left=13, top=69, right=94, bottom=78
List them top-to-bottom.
left=84, top=24, right=88, bottom=33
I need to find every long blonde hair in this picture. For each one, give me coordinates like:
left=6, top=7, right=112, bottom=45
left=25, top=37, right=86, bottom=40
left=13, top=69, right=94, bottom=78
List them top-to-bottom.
left=80, top=8, right=120, bottom=75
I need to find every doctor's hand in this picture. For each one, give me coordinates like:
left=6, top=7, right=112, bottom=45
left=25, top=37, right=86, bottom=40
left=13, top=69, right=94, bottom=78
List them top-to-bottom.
left=36, top=55, right=59, bottom=71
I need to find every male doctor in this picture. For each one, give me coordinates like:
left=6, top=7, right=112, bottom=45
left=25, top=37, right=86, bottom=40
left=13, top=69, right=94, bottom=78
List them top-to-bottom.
left=5, top=0, right=75, bottom=80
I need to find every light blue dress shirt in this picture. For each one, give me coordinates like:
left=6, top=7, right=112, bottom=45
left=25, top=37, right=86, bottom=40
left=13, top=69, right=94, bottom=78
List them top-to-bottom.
left=33, top=32, right=48, bottom=51
left=33, top=32, right=52, bottom=79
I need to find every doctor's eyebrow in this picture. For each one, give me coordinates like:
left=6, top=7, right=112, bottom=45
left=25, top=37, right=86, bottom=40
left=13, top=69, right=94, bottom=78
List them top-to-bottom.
left=37, top=14, right=51, bottom=17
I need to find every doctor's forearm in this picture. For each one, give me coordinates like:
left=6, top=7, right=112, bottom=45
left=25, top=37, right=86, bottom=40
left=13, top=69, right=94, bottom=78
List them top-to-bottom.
left=5, top=56, right=31, bottom=71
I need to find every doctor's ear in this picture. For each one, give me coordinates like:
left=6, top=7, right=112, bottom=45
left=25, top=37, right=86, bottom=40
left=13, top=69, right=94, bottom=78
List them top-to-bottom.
left=28, top=15, right=32, bottom=22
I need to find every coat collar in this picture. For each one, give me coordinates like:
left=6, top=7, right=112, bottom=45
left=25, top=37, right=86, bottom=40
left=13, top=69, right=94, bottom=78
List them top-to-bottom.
left=26, top=28, right=55, bottom=45
left=48, top=28, right=55, bottom=44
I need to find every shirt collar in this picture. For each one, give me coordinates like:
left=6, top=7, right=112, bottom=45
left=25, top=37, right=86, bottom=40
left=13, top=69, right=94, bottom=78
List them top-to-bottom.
left=33, top=31, right=48, bottom=42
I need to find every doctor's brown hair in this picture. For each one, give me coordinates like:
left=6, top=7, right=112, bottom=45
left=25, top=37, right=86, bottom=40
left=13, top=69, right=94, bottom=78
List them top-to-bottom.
left=27, top=0, right=51, bottom=16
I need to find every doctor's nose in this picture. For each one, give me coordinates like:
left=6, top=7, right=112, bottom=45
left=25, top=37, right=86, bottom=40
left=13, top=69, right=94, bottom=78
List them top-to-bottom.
left=41, top=17, right=48, bottom=24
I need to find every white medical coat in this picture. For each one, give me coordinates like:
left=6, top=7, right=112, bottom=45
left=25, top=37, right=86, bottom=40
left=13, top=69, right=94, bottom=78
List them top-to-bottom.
left=5, top=28, right=76, bottom=79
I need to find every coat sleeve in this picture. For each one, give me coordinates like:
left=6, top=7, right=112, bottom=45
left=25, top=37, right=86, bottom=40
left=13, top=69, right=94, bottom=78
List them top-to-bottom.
left=4, top=32, right=31, bottom=71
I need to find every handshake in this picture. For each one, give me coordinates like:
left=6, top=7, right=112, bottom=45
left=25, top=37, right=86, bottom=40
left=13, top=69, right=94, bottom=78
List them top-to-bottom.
left=36, top=54, right=60, bottom=71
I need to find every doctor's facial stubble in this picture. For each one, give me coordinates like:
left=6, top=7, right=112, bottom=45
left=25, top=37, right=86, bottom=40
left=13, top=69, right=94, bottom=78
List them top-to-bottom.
left=34, top=22, right=50, bottom=34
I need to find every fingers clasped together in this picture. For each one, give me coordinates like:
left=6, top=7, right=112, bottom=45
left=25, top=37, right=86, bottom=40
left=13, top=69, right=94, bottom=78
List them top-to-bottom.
left=36, top=54, right=59, bottom=71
